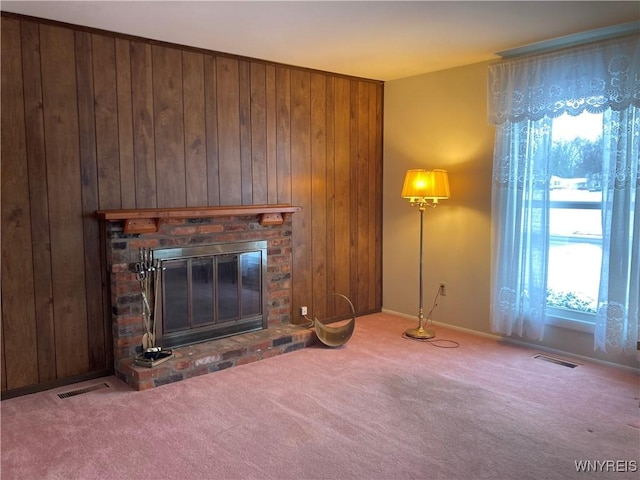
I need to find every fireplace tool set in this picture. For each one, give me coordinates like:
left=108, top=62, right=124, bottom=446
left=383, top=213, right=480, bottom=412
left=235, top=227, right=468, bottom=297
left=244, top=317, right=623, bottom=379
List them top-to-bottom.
left=133, top=248, right=173, bottom=367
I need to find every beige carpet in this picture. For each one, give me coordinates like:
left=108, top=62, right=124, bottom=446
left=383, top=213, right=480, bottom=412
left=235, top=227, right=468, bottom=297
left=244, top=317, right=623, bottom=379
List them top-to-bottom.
left=2, top=312, right=638, bottom=479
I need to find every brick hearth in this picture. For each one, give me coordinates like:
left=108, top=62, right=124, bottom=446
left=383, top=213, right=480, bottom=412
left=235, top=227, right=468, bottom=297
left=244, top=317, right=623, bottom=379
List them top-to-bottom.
left=103, top=211, right=310, bottom=390
left=119, top=323, right=317, bottom=391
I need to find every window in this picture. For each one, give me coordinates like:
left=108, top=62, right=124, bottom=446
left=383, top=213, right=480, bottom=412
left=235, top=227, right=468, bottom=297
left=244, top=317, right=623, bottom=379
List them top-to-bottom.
left=488, top=34, right=639, bottom=353
left=546, top=112, right=603, bottom=330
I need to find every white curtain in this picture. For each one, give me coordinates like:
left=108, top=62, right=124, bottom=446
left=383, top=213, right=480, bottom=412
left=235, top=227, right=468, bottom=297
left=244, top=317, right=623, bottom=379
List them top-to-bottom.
left=488, top=34, right=640, bottom=350
left=595, top=107, right=640, bottom=353
left=490, top=118, right=551, bottom=340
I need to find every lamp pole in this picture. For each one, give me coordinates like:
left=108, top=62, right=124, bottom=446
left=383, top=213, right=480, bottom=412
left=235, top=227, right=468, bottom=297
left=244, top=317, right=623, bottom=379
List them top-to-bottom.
left=405, top=201, right=435, bottom=339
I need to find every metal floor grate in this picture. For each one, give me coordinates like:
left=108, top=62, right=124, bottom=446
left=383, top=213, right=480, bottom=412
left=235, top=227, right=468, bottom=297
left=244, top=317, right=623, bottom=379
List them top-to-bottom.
left=533, top=354, right=579, bottom=368
left=57, top=382, right=110, bottom=399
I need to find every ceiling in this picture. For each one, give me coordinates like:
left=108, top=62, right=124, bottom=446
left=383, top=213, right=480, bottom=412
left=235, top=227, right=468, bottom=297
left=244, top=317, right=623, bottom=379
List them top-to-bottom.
left=2, top=1, right=639, bottom=81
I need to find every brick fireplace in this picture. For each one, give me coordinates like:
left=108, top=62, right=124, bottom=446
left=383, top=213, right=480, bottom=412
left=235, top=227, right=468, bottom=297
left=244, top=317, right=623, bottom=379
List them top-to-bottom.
left=99, top=206, right=316, bottom=390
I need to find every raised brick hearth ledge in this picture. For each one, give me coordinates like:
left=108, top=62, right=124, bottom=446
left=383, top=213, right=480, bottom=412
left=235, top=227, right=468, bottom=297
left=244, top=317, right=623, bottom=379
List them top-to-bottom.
left=118, top=323, right=317, bottom=391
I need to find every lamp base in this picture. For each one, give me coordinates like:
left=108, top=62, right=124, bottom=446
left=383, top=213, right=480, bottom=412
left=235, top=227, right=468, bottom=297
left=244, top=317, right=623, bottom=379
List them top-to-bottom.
left=404, top=326, right=435, bottom=339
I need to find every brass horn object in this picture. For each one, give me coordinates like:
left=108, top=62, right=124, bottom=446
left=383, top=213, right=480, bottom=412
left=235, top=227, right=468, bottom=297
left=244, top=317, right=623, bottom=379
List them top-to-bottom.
left=312, top=293, right=356, bottom=347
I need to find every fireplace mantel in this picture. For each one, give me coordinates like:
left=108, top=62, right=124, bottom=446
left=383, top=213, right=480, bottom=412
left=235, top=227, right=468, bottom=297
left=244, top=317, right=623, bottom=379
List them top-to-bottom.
left=96, top=204, right=302, bottom=234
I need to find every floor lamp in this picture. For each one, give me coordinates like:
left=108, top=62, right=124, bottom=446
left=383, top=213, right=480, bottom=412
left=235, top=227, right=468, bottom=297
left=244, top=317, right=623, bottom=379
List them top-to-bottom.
left=401, top=169, right=450, bottom=339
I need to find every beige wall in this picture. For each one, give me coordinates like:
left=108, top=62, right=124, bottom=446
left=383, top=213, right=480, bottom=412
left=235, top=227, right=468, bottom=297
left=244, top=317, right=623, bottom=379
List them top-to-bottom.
left=382, top=60, right=637, bottom=369
left=383, top=60, right=494, bottom=335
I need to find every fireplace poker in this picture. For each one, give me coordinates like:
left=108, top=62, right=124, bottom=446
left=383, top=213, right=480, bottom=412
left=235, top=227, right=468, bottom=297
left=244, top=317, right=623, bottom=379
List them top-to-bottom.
left=135, top=248, right=156, bottom=350
left=152, top=256, right=161, bottom=350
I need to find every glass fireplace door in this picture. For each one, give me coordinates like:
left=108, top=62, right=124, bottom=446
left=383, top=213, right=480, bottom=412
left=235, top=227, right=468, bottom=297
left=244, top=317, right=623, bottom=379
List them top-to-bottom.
left=155, top=241, right=267, bottom=348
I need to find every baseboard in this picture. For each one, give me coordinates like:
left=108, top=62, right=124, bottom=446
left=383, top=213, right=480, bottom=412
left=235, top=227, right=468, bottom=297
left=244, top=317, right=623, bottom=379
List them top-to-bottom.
left=381, top=308, right=640, bottom=375
left=381, top=309, right=501, bottom=341
left=1, top=368, right=114, bottom=401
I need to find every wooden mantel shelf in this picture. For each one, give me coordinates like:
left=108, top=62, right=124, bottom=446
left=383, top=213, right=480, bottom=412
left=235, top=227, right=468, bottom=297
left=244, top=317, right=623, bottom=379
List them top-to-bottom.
left=96, top=204, right=302, bottom=234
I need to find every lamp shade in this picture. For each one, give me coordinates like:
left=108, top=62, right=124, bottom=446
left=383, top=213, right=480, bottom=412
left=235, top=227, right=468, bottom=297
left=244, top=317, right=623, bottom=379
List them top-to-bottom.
left=401, top=169, right=450, bottom=200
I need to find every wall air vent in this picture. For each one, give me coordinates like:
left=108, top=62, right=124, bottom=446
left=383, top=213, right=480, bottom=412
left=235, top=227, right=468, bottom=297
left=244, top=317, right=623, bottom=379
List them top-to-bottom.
left=533, top=354, right=579, bottom=368
left=57, top=382, right=110, bottom=399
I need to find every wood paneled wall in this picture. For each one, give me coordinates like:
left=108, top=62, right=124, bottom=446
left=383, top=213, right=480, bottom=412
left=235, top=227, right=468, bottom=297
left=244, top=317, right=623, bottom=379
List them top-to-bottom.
left=1, top=14, right=383, bottom=395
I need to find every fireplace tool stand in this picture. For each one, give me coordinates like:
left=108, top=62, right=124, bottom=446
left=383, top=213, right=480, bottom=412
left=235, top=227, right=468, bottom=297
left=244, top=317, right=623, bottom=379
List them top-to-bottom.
left=134, top=248, right=173, bottom=367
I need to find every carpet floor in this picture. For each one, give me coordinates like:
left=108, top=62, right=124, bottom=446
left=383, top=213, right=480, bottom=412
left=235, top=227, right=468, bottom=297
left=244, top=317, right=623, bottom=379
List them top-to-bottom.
left=1, top=312, right=638, bottom=479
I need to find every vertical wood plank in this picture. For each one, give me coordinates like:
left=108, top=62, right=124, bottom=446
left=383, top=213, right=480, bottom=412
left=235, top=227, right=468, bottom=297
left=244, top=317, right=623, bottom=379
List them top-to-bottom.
left=1, top=17, right=39, bottom=389
left=21, top=19, right=57, bottom=383
left=40, top=23, right=89, bottom=378
left=75, top=31, right=97, bottom=210
left=76, top=31, right=107, bottom=371
left=92, top=34, right=121, bottom=209
left=115, top=38, right=136, bottom=208
left=131, top=41, right=156, bottom=207
left=153, top=45, right=186, bottom=208
left=182, top=50, right=207, bottom=206
left=204, top=55, right=220, bottom=205
left=216, top=57, right=242, bottom=205
left=239, top=60, right=253, bottom=204
left=251, top=62, right=268, bottom=205
left=265, top=65, right=278, bottom=204
left=275, top=67, right=291, bottom=204
left=290, top=70, right=312, bottom=321
left=311, top=73, right=328, bottom=320
left=325, top=76, right=337, bottom=318
left=333, top=77, right=351, bottom=316
left=349, top=81, right=359, bottom=311
left=357, top=81, right=370, bottom=311
left=370, top=83, right=383, bottom=310
left=376, top=85, right=384, bottom=309
left=1, top=317, right=4, bottom=391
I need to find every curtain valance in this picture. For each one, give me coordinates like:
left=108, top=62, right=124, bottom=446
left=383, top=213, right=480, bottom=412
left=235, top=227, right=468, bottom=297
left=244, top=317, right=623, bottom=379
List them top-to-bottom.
left=488, top=34, right=640, bottom=125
